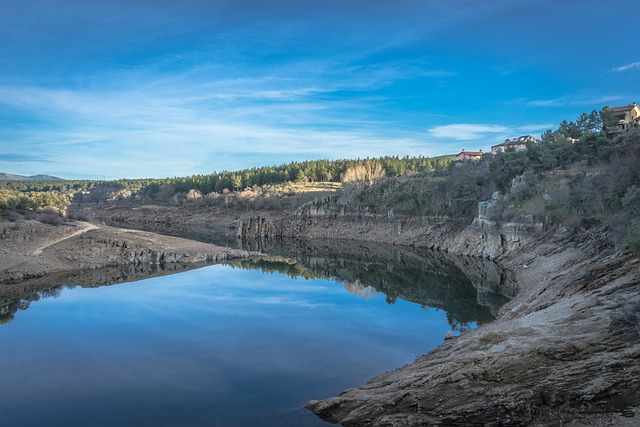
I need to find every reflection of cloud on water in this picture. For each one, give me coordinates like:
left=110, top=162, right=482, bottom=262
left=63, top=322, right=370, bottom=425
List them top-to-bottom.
left=247, top=295, right=332, bottom=308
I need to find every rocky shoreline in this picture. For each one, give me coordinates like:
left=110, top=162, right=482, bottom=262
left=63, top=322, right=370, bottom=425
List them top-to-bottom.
left=88, top=201, right=640, bottom=425
left=3, top=202, right=639, bottom=426
left=0, top=219, right=259, bottom=284
left=307, top=227, right=640, bottom=426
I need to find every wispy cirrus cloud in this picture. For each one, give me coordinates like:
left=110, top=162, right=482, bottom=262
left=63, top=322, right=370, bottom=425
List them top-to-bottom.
left=0, top=56, right=444, bottom=178
left=608, top=61, right=640, bottom=73
left=526, top=94, right=625, bottom=108
left=428, top=123, right=551, bottom=142
left=429, top=124, right=509, bottom=140
left=0, top=153, right=54, bottom=163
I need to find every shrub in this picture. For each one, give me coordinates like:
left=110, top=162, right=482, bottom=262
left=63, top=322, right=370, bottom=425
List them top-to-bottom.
left=622, top=185, right=640, bottom=216
left=185, top=189, right=202, bottom=199
left=485, top=201, right=504, bottom=221
left=66, top=206, right=90, bottom=221
left=501, top=208, right=517, bottom=222
left=38, top=209, right=64, bottom=226
left=7, top=210, right=22, bottom=222
left=606, top=212, right=630, bottom=250
left=563, top=214, right=584, bottom=230
left=625, top=221, right=640, bottom=255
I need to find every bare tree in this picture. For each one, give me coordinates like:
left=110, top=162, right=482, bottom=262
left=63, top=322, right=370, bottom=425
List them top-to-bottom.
left=341, top=160, right=386, bottom=189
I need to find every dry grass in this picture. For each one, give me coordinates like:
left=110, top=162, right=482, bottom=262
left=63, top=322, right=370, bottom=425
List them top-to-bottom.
left=184, top=181, right=343, bottom=211
left=268, top=181, right=343, bottom=193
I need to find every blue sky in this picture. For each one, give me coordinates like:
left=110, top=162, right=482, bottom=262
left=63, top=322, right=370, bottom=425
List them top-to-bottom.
left=1, top=0, right=639, bottom=179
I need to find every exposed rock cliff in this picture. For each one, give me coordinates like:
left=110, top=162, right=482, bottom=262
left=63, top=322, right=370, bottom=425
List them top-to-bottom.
left=236, top=195, right=542, bottom=259
left=90, top=196, right=540, bottom=260
left=85, top=197, right=640, bottom=425
left=306, top=227, right=640, bottom=426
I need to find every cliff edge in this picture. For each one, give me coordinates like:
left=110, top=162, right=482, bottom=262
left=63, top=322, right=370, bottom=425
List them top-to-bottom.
left=306, top=226, right=640, bottom=426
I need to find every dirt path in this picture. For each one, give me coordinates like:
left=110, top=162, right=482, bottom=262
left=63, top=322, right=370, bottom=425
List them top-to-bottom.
left=1, top=220, right=259, bottom=284
left=31, top=222, right=100, bottom=255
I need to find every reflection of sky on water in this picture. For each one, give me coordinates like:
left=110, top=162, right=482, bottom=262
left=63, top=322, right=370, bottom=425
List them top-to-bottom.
left=0, top=264, right=453, bottom=427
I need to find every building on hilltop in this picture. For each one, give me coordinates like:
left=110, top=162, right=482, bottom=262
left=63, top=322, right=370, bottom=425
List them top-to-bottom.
left=606, top=103, right=640, bottom=138
left=490, top=135, right=539, bottom=155
left=455, top=149, right=484, bottom=161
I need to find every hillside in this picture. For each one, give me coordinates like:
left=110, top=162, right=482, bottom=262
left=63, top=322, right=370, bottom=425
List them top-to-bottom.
left=2, top=107, right=640, bottom=425
left=0, top=172, right=63, bottom=181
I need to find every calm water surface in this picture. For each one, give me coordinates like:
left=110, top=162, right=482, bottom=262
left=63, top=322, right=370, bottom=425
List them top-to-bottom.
left=0, top=244, right=514, bottom=427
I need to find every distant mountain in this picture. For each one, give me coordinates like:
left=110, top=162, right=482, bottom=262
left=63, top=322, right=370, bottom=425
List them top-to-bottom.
left=0, top=172, right=63, bottom=181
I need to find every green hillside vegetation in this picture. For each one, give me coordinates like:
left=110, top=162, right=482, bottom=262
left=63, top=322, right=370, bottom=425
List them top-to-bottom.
left=2, top=106, right=638, bottom=253
left=351, top=108, right=640, bottom=253
left=0, top=155, right=453, bottom=197
left=0, top=155, right=453, bottom=219
left=0, top=189, right=70, bottom=224
left=0, top=190, right=69, bottom=212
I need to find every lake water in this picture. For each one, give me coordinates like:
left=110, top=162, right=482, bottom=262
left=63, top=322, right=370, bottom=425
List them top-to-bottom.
left=0, top=242, right=515, bottom=427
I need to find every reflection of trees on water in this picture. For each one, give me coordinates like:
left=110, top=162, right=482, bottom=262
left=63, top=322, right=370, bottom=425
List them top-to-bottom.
left=2, top=239, right=516, bottom=330
left=230, top=239, right=517, bottom=330
left=228, top=258, right=381, bottom=302
left=0, top=263, right=202, bottom=325
left=340, top=280, right=378, bottom=301
left=0, top=285, right=66, bottom=324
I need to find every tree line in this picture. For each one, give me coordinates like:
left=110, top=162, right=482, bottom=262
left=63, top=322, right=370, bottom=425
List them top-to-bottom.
left=0, top=155, right=454, bottom=197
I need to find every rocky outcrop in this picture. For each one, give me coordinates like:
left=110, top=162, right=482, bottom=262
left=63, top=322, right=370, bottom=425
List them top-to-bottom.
left=91, top=195, right=541, bottom=260
left=236, top=195, right=542, bottom=259
left=84, top=197, right=640, bottom=425
left=88, top=204, right=257, bottom=247
left=235, top=215, right=284, bottom=250
left=0, top=221, right=259, bottom=284
left=306, top=228, right=640, bottom=426
left=68, top=235, right=241, bottom=267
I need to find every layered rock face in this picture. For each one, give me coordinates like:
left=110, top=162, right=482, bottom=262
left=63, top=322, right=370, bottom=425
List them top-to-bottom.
left=236, top=195, right=541, bottom=259
left=92, top=196, right=540, bottom=260
left=233, top=197, right=640, bottom=425
left=305, top=227, right=640, bottom=426
left=66, top=234, right=240, bottom=267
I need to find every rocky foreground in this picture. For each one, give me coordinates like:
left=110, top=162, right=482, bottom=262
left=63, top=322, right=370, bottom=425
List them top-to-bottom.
left=0, top=219, right=257, bottom=284
left=306, top=227, right=640, bottom=426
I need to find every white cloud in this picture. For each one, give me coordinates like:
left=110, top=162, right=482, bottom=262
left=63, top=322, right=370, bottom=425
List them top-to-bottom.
left=608, top=61, right=640, bottom=73
left=0, top=67, right=439, bottom=178
left=526, top=95, right=625, bottom=108
left=427, top=123, right=552, bottom=144
left=514, top=123, right=555, bottom=133
left=428, top=124, right=510, bottom=140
